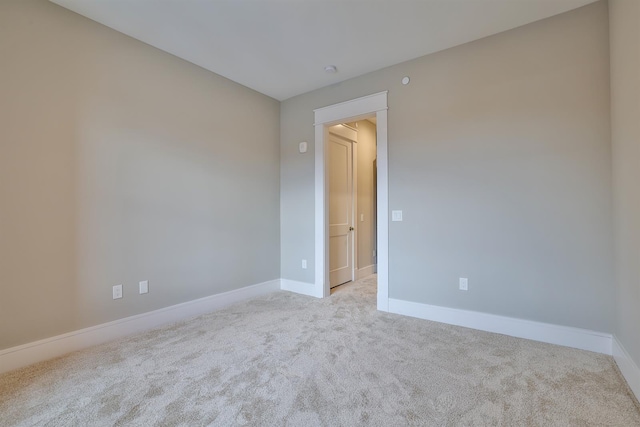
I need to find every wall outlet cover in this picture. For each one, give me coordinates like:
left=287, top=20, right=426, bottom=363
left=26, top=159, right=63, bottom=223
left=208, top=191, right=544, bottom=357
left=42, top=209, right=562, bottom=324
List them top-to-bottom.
left=112, top=284, right=123, bottom=299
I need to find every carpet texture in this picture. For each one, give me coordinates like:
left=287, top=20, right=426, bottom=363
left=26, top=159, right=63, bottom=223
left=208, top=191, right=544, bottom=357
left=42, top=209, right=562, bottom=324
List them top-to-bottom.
left=1, top=275, right=639, bottom=426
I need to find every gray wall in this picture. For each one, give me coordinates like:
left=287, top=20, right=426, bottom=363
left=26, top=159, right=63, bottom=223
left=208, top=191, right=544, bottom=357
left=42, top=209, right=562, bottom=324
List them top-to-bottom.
left=0, top=0, right=280, bottom=350
left=610, top=0, right=640, bottom=367
left=281, top=1, right=614, bottom=332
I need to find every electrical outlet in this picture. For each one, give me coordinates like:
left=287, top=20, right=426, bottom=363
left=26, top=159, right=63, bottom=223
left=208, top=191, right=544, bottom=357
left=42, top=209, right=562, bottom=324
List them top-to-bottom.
left=301, top=259, right=307, bottom=269
left=459, top=278, right=468, bottom=291
left=139, top=280, right=149, bottom=294
left=112, top=284, right=123, bottom=299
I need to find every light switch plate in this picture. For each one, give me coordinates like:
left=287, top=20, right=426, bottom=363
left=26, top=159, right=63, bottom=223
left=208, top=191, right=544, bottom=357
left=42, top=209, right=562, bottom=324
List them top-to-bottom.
left=392, top=210, right=403, bottom=221
left=139, top=280, right=149, bottom=294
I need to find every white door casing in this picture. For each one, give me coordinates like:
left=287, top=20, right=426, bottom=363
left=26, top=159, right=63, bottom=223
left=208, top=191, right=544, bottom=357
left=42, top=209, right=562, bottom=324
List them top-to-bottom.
left=313, top=91, right=389, bottom=311
left=329, top=133, right=354, bottom=287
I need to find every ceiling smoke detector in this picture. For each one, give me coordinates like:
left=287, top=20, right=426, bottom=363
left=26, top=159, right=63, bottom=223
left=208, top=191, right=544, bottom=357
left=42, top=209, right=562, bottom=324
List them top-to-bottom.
left=324, top=65, right=337, bottom=73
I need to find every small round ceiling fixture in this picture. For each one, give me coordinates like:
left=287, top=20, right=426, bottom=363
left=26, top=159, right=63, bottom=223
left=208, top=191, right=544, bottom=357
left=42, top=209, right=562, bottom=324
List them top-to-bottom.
left=324, top=65, right=337, bottom=73
left=402, top=76, right=410, bottom=85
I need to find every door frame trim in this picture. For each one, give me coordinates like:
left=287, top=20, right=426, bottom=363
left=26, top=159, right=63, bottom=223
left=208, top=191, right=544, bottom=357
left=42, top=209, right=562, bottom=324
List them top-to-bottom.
left=313, top=91, right=389, bottom=311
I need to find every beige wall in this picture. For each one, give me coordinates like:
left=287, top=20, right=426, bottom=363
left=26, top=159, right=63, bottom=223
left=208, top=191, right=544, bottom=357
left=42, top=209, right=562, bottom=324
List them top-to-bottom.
left=0, top=0, right=280, bottom=349
left=610, top=0, right=640, bottom=368
left=281, top=2, right=614, bottom=331
left=356, top=120, right=377, bottom=271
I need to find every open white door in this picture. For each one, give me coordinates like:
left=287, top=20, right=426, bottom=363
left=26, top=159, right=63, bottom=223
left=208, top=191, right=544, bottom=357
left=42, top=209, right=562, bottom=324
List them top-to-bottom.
left=329, top=133, right=354, bottom=287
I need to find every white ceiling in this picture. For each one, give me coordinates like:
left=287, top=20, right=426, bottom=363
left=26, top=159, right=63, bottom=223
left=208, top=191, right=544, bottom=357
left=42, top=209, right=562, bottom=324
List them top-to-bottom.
left=50, top=0, right=597, bottom=101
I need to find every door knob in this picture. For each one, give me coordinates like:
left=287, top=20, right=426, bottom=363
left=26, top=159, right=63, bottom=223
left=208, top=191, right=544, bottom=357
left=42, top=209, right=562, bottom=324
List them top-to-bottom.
left=349, top=226, right=354, bottom=231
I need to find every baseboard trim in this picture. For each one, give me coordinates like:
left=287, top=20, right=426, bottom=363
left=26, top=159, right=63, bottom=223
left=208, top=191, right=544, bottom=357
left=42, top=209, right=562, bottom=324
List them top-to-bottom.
left=356, top=265, right=376, bottom=280
left=0, top=279, right=280, bottom=374
left=280, top=279, right=321, bottom=298
left=388, top=298, right=612, bottom=355
left=613, top=336, right=640, bottom=401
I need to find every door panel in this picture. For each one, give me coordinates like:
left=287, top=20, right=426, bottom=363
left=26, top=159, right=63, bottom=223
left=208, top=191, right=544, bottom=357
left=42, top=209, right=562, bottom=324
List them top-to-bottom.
left=329, top=133, right=353, bottom=288
left=329, top=142, right=349, bottom=225
left=329, top=236, right=349, bottom=271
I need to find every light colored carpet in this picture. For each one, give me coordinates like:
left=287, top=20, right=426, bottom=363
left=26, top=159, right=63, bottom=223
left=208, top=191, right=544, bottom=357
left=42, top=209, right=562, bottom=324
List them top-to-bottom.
left=1, top=275, right=639, bottom=426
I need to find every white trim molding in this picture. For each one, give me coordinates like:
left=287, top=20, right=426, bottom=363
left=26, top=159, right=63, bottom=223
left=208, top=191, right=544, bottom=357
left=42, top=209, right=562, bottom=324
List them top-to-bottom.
left=313, top=91, right=389, bottom=311
left=314, top=92, right=388, bottom=126
left=375, top=108, right=389, bottom=311
left=356, top=265, right=376, bottom=280
left=0, top=279, right=280, bottom=374
left=280, top=279, right=322, bottom=298
left=388, top=298, right=612, bottom=355
left=613, top=336, right=640, bottom=401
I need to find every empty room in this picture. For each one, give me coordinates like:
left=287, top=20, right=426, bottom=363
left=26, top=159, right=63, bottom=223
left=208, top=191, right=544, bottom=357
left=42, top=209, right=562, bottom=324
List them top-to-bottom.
left=1, top=0, right=639, bottom=425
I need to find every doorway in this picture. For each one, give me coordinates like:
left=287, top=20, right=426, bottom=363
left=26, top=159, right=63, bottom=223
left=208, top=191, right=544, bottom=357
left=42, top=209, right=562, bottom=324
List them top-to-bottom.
left=313, top=91, right=389, bottom=311
left=328, top=120, right=378, bottom=289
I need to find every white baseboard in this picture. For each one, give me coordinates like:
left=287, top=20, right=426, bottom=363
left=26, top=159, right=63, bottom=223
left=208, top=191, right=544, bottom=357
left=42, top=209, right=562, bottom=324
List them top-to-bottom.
left=356, top=265, right=376, bottom=280
left=0, top=279, right=280, bottom=374
left=280, top=279, right=321, bottom=298
left=388, top=298, right=612, bottom=355
left=613, top=336, right=640, bottom=401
